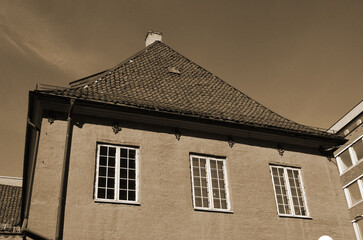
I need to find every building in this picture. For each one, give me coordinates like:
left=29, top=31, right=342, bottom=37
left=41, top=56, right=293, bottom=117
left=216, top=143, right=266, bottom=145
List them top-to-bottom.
left=21, top=31, right=354, bottom=239
left=329, top=101, right=363, bottom=240
left=0, top=176, right=22, bottom=239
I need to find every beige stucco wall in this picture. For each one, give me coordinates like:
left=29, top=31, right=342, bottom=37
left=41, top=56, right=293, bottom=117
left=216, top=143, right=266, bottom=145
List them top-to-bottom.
left=28, top=118, right=355, bottom=239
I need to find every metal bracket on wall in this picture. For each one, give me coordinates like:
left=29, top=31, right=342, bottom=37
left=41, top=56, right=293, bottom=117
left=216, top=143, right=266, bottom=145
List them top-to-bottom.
left=48, top=117, right=55, bottom=125
left=74, top=121, right=84, bottom=129
left=112, top=122, right=122, bottom=134
left=174, top=128, right=182, bottom=141
left=228, top=136, right=235, bottom=148
left=277, top=144, right=284, bottom=156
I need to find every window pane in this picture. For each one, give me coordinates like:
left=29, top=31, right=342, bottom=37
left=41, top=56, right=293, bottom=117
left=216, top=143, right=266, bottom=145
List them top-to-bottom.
left=352, top=139, right=363, bottom=162
left=100, top=146, right=108, bottom=156
left=109, top=147, right=116, bottom=157
left=121, top=148, right=127, bottom=158
left=129, top=149, right=136, bottom=159
left=339, top=150, right=353, bottom=172
left=99, top=156, right=107, bottom=166
left=108, top=157, right=115, bottom=167
left=120, top=158, right=127, bottom=168
left=129, top=160, right=135, bottom=169
left=210, top=160, right=216, bottom=169
left=99, top=167, right=106, bottom=176
left=108, top=167, right=115, bottom=177
left=120, top=169, right=127, bottom=178
left=129, top=170, right=135, bottom=179
left=98, top=177, right=106, bottom=187
left=107, top=178, right=115, bottom=188
left=120, top=180, right=127, bottom=189
left=128, top=180, right=135, bottom=190
left=347, top=181, right=363, bottom=205
left=194, top=187, right=201, bottom=197
left=97, top=188, right=105, bottom=198
left=106, top=189, right=114, bottom=199
left=119, top=190, right=127, bottom=200
left=129, top=191, right=136, bottom=201
left=195, top=197, right=202, bottom=207
left=202, top=198, right=209, bottom=208
left=214, top=199, right=221, bottom=209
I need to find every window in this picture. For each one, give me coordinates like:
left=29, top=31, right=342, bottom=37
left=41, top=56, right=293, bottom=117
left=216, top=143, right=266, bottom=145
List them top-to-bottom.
left=336, top=136, right=363, bottom=174
left=95, top=144, right=138, bottom=203
left=190, top=155, right=230, bottom=211
left=270, top=165, right=309, bottom=217
left=344, top=175, right=363, bottom=208
left=353, top=219, right=363, bottom=240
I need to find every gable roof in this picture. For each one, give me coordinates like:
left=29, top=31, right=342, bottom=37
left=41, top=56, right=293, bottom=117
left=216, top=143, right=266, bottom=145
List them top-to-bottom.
left=38, top=41, right=338, bottom=138
left=0, top=184, right=22, bottom=229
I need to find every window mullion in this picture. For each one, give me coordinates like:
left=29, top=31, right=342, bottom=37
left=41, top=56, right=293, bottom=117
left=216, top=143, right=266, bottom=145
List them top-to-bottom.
left=95, top=145, right=100, bottom=199
left=115, top=147, right=120, bottom=201
left=349, top=147, right=358, bottom=165
left=206, top=159, right=213, bottom=209
left=284, top=168, right=294, bottom=215
left=358, top=179, right=363, bottom=199
left=344, top=188, right=352, bottom=207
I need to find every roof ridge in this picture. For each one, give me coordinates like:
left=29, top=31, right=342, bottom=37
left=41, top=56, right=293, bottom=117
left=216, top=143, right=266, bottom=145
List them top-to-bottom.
left=37, top=41, right=337, bottom=138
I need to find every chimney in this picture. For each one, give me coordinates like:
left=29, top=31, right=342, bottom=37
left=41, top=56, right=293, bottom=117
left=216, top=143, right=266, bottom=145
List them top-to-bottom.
left=145, top=30, right=163, bottom=47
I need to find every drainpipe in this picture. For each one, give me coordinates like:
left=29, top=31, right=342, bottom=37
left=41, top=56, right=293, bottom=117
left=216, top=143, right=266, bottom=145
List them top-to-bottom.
left=55, top=99, right=75, bottom=240
left=22, top=118, right=40, bottom=226
left=21, top=119, right=51, bottom=240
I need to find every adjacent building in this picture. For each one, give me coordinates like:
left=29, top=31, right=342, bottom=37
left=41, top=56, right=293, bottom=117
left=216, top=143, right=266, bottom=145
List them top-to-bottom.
left=20, top=31, right=355, bottom=239
left=329, top=100, right=363, bottom=240
left=0, top=176, right=22, bottom=239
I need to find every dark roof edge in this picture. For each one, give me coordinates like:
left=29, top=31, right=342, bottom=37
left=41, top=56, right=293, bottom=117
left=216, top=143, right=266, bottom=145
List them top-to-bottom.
left=67, top=41, right=162, bottom=89
left=32, top=91, right=346, bottom=144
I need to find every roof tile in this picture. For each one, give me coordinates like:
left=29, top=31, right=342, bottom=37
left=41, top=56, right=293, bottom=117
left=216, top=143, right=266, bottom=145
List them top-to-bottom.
left=39, top=42, right=335, bottom=137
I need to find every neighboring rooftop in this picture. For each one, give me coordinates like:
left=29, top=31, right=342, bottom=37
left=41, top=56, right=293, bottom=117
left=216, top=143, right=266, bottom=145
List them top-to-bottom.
left=37, top=34, right=342, bottom=139
left=328, top=100, right=363, bottom=135
left=0, top=176, right=22, bottom=187
left=0, top=184, right=22, bottom=233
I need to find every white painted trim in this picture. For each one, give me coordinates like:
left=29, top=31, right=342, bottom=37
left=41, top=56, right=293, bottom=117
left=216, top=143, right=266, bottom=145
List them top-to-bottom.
left=329, top=100, right=363, bottom=132
left=335, top=135, right=363, bottom=157
left=94, top=144, right=139, bottom=204
left=190, top=154, right=231, bottom=211
left=269, top=165, right=310, bottom=218
left=343, top=174, right=363, bottom=188
left=343, top=175, right=363, bottom=209
left=0, top=176, right=22, bottom=187
left=353, top=221, right=363, bottom=240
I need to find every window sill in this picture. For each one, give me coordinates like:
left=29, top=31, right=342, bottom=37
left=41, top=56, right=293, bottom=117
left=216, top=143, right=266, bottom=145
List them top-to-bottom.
left=340, top=159, right=363, bottom=176
left=94, top=199, right=140, bottom=206
left=348, top=199, right=363, bottom=209
left=194, top=208, right=233, bottom=214
left=278, top=214, right=312, bottom=220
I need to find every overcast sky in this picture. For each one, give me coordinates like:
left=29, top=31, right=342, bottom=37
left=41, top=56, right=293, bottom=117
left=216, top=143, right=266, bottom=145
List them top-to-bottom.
left=0, top=0, right=362, bottom=177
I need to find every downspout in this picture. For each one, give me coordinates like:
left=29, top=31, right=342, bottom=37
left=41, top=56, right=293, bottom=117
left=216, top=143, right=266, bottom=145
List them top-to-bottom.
left=55, top=98, right=75, bottom=240
left=21, top=118, right=51, bottom=240
left=22, top=118, right=40, bottom=228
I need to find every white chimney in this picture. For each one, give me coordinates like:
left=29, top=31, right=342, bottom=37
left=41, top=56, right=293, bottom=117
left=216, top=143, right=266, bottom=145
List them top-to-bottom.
left=145, top=30, right=163, bottom=47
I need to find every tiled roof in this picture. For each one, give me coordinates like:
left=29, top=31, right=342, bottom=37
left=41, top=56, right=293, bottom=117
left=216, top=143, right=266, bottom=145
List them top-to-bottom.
left=39, top=41, right=336, bottom=138
left=0, top=185, right=22, bottom=231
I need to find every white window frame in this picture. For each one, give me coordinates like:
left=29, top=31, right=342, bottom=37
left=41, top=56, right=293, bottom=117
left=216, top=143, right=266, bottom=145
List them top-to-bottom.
left=336, top=135, right=363, bottom=175
left=94, top=144, right=139, bottom=204
left=190, top=154, right=231, bottom=212
left=269, top=165, right=310, bottom=218
left=343, top=174, right=363, bottom=208
left=353, top=218, right=363, bottom=240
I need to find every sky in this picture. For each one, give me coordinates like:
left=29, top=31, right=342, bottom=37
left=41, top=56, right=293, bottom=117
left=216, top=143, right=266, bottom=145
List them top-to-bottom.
left=0, top=0, right=362, bottom=177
